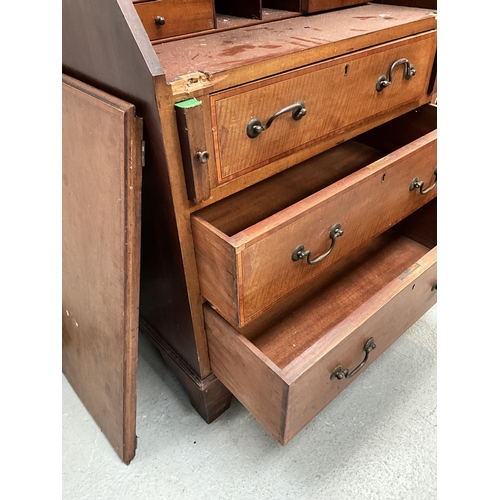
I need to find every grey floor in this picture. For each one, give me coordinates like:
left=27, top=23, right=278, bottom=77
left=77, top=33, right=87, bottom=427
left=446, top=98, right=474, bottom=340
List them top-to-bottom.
left=62, top=305, right=437, bottom=500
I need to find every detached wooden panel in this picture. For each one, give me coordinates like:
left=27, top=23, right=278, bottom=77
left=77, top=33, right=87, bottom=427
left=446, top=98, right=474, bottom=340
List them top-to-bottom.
left=62, top=75, right=143, bottom=464
left=206, top=226, right=437, bottom=444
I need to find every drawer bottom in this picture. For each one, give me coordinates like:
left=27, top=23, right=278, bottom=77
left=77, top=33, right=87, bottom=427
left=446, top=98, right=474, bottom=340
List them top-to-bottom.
left=205, top=201, right=437, bottom=443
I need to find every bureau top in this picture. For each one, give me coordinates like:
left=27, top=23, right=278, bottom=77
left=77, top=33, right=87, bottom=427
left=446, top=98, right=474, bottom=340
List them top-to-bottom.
left=154, top=3, right=436, bottom=94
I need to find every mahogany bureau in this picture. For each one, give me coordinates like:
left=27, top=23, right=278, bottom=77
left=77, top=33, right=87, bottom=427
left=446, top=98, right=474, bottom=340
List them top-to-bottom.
left=62, top=0, right=438, bottom=463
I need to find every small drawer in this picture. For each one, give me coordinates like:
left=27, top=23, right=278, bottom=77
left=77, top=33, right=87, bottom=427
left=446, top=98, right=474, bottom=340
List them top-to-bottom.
left=134, top=0, right=215, bottom=41
left=301, top=0, right=369, bottom=13
left=263, top=1, right=369, bottom=14
left=210, top=31, right=436, bottom=185
left=192, top=104, right=437, bottom=328
left=205, top=200, right=437, bottom=444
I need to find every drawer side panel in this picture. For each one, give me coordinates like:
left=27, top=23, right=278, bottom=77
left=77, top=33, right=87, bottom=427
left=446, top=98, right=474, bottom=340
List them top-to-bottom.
left=205, top=306, right=288, bottom=442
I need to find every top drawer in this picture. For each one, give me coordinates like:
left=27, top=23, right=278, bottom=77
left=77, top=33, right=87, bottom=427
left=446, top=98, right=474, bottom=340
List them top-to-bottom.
left=210, top=31, right=436, bottom=185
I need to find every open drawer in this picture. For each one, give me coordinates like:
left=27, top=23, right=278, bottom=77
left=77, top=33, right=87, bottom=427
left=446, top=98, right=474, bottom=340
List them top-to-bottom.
left=192, top=104, right=437, bottom=328
left=205, top=200, right=437, bottom=444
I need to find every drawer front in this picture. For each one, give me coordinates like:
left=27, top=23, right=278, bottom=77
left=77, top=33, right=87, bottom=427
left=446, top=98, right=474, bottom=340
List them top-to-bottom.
left=134, top=0, right=215, bottom=41
left=210, top=31, right=436, bottom=184
left=193, top=123, right=437, bottom=328
left=205, top=237, right=437, bottom=444
left=283, top=249, right=437, bottom=442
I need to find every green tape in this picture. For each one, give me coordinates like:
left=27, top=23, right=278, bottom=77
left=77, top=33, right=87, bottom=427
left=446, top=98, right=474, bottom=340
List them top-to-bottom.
left=174, top=98, right=201, bottom=109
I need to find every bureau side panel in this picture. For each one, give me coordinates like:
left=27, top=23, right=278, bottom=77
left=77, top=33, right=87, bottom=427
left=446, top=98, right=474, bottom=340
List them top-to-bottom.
left=62, top=0, right=209, bottom=375
left=62, top=76, right=142, bottom=464
left=204, top=306, right=288, bottom=442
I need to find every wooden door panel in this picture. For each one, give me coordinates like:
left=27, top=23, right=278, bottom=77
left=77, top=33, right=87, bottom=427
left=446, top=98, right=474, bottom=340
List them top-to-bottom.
left=62, top=74, right=143, bottom=464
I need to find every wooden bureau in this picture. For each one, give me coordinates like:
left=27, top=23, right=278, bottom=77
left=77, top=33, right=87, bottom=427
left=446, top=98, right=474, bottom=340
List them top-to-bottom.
left=62, top=0, right=438, bottom=463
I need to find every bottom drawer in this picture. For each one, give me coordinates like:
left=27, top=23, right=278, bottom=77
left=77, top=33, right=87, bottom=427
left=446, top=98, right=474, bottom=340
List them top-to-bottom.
left=205, top=201, right=437, bottom=444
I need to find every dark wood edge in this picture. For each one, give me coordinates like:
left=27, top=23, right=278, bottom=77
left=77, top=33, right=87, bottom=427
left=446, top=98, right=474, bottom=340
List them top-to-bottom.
left=139, top=318, right=232, bottom=423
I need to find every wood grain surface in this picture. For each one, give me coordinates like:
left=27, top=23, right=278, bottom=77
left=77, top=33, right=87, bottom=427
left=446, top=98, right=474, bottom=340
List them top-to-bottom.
left=63, top=0, right=215, bottom=381
left=135, top=0, right=215, bottom=40
left=215, top=0, right=262, bottom=20
left=155, top=3, right=437, bottom=90
left=210, top=31, right=436, bottom=182
left=62, top=75, right=143, bottom=464
left=175, top=101, right=211, bottom=202
left=192, top=108, right=436, bottom=327
left=205, top=221, right=437, bottom=443
left=283, top=244, right=437, bottom=442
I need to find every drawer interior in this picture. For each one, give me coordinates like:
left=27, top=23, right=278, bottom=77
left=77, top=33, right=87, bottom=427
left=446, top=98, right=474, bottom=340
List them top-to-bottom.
left=136, top=0, right=372, bottom=42
left=195, top=105, right=436, bottom=237
left=231, top=199, right=436, bottom=367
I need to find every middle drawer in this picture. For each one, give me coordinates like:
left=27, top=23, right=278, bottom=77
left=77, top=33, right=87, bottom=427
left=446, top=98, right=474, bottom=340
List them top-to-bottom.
left=192, top=104, right=437, bottom=328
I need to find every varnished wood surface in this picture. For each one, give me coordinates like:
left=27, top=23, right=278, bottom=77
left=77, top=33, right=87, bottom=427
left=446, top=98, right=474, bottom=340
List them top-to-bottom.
left=62, top=0, right=439, bottom=449
left=135, top=0, right=215, bottom=41
left=155, top=3, right=437, bottom=90
left=150, top=10, right=302, bottom=45
left=211, top=32, right=436, bottom=182
left=62, top=75, right=143, bottom=464
left=192, top=94, right=432, bottom=210
left=193, top=109, right=436, bottom=327
left=192, top=141, right=381, bottom=326
left=395, top=197, right=437, bottom=248
left=205, top=224, right=437, bottom=443
left=251, top=231, right=430, bottom=366
left=283, top=245, right=437, bottom=442
left=205, top=306, right=288, bottom=441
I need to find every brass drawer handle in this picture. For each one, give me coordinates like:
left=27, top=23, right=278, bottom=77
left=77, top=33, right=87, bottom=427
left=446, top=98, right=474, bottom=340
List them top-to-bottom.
left=376, top=58, right=416, bottom=92
left=247, top=101, right=307, bottom=138
left=410, top=168, right=437, bottom=195
left=291, top=223, right=343, bottom=265
left=330, top=338, right=376, bottom=381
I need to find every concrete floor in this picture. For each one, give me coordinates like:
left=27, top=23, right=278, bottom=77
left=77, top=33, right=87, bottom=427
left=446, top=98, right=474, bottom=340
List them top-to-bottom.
left=62, top=305, right=437, bottom=500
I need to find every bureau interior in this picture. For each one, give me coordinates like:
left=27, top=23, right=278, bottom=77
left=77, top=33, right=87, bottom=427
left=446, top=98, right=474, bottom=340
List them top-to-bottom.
left=195, top=104, right=436, bottom=236
left=233, top=199, right=437, bottom=368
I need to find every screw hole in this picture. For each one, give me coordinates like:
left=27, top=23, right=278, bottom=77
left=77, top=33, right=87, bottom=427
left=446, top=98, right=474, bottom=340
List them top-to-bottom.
left=344, top=64, right=349, bottom=76
left=381, top=173, right=386, bottom=183
left=412, top=284, right=416, bottom=290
